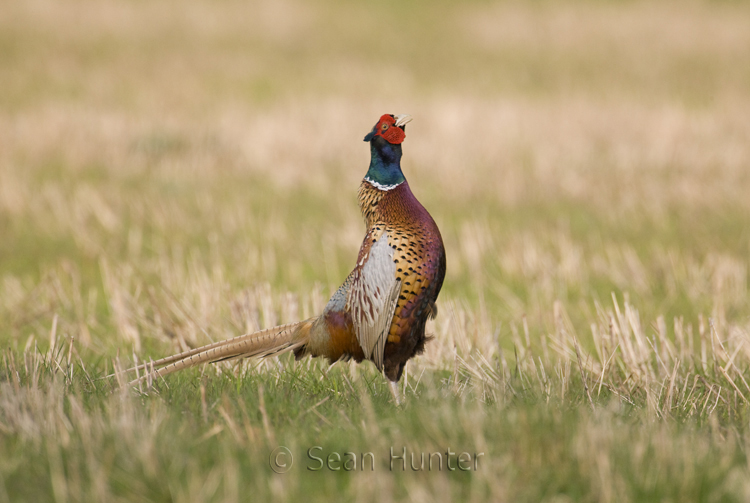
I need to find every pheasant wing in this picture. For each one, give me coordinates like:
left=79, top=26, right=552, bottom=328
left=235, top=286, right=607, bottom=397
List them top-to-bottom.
left=346, top=231, right=400, bottom=370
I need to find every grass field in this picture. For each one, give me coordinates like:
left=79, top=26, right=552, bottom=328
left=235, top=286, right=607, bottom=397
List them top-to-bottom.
left=2, top=0, right=750, bottom=501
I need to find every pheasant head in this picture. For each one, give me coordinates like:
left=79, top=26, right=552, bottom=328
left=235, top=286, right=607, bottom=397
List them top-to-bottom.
left=363, top=114, right=413, bottom=189
left=363, top=114, right=413, bottom=144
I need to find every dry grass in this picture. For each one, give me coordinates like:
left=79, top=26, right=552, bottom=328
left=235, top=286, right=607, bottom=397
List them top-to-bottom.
left=2, top=0, right=750, bottom=501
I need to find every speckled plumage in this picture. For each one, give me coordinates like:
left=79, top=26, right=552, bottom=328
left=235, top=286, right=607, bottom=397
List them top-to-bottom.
left=126, top=114, right=446, bottom=389
left=349, top=179, right=446, bottom=380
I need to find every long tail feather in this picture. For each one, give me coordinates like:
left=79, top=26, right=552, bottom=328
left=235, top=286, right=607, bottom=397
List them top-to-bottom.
left=124, top=318, right=315, bottom=387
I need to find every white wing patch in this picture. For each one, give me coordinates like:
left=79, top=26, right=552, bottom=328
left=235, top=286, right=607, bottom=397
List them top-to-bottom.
left=346, top=231, right=400, bottom=370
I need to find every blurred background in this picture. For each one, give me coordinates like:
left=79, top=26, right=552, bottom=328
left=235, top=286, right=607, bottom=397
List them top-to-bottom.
left=1, top=0, right=749, bottom=354
left=4, top=1, right=750, bottom=501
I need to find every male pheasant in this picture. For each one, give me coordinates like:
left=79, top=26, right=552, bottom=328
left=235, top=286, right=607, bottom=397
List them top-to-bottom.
left=126, top=114, right=446, bottom=401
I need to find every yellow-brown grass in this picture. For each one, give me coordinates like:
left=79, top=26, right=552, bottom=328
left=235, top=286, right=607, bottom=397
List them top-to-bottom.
left=2, top=0, right=750, bottom=501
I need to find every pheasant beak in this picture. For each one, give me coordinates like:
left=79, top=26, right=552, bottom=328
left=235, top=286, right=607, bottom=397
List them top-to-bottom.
left=394, top=114, right=413, bottom=128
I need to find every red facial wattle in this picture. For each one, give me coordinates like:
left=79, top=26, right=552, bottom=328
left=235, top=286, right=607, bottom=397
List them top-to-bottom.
left=364, top=114, right=407, bottom=144
left=377, top=115, right=406, bottom=144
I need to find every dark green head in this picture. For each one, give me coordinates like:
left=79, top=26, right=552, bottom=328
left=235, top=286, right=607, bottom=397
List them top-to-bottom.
left=363, top=114, right=412, bottom=189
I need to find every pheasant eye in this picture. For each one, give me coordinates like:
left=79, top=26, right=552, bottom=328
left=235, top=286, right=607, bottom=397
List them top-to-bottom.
left=381, top=123, right=389, bottom=131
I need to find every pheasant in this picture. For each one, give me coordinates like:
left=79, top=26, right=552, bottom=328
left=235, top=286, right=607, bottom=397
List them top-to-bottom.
left=126, top=114, right=446, bottom=402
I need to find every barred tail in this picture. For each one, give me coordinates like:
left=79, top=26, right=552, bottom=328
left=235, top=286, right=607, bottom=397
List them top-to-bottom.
left=124, top=318, right=316, bottom=386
